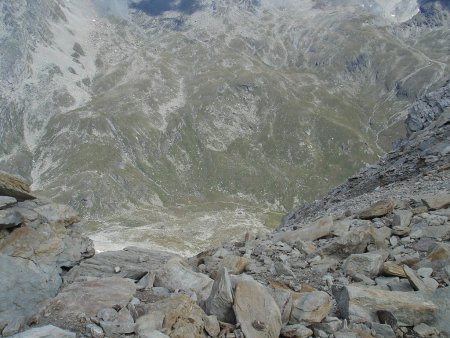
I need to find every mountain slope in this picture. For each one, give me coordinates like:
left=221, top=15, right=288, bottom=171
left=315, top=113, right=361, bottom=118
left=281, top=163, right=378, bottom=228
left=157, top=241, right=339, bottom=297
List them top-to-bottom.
left=0, top=0, right=449, bottom=254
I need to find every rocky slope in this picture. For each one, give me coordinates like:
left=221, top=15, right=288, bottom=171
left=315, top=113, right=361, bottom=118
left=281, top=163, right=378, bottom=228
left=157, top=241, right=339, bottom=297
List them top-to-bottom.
left=1, top=0, right=449, bottom=254
left=1, top=82, right=450, bottom=337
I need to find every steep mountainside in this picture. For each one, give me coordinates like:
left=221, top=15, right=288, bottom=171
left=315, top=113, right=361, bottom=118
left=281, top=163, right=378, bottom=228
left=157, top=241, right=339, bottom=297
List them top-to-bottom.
left=0, top=0, right=449, bottom=254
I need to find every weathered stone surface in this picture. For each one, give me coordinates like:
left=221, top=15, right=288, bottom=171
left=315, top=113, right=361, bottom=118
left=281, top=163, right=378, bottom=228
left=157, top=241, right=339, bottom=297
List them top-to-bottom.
left=0, top=172, right=34, bottom=201
left=421, top=193, right=450, bottom=210
left=0, top=196, right=16, bottom=210
left=358, top=200, right=394, bottom=219
left=33, top=203, right=80, bottom=227
left=0, top=210, right=22, bottom=229
left=393, top=210, right=413, bottom=228
left=277, top=216, right=333, bottom=244
left=0, top=221, right=94, bottom=268
left=410, top=224, right=450, bottom=239
left=319, top=226, right=372, bottom=258
left=415, top=243, right=450, bottom=270
left=65, top=247, right=173, bottom=283
left=343, top=253, right=384, bottom=279
left=0, top=254, right=61, bottom=332
left=219, top=255, right=251, bottom=274
left=155, top=258, right=213, bottom=301
left=382, top=262, right=407, bottom=278
left=403, top=265, right=428, bottom=291
left=204, top=267, right=235, bottom=323
left=42, top=277, right=136, bottom=321
left=234, top=281, right=282, bottom=338
left=332, top=285, right=437, bottom=326
left=268, top=287, right=293, bottom=325
left=426, top=287, right=450, bottom=335
left=290, top=291, right=331, bottom=324
left=146, top=295, right=209, bottom=338
left=135, top=311, right=165, bottom=337
left=203, top=315, right=220, bottom=337
left=100, top=321, right=135, bottom=336
left=369, top=322, right=396, bottom=338
left=414, top=323, right=439, bottom=337
left=86, top=324, right=104, bottom=338
left=280, top=324, right=313, bottom=338
left=10, top=325, right=76, bottom=338
left=139, top=331, right=170, bottom=338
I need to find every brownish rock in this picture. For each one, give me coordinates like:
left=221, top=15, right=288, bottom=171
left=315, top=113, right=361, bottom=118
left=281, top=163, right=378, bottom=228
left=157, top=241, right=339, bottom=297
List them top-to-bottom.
left=0, top=171, right=35, bottom=201
left=358, top=200, right=395, bottom=219
left=383, top=263, right=407, bottom=278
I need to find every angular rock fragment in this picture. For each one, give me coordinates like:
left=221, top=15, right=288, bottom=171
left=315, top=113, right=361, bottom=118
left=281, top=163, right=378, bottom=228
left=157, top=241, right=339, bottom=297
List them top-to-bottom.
left=0, top=172, right=35, bottom=201
left=421, top=193, right=450, bottom=210
left=0, top=196, right=17, bottom=210
left=358, top=200, right=394, bottom=219
left=393, top=210, right=413, bottom=228
left=277, top=216, right=333, bottom=244
left=319, top=226, right=372, bottom=258
left=343, top=253, right=384, bottom=279
left=219, top=255, right=251, bottom=274
left=155, top=258, right=213, bottom=301
left=383, top=262, right=407, bottom=278
left=403, top=265, right=428, bottom=291
left=204, top=267, right=235, bottom=323
left=234, top=281, right=282, bottom=338
left=332, top=285, right=437, bottom=326
left=290, top=291, right=331, bottom=324
left=280, top=324, right=313, bottom=338
left=10, top=325, right=76, bottom=338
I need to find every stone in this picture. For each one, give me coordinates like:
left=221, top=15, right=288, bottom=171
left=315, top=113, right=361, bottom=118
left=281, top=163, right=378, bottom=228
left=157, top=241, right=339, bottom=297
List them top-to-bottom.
left=0, top=172, right=34, bottom=201
left=421, top=193, right=450, bottom=210
left=0, top=196, right=17, bottom=210
left=358, top=200, right=394, bottom=219
left=34, top=203, right=80, bottom=226
left=0, top=210, right=23, bottom=229
left=393, top=210, right=413, bottom=227
left=277, top=216, right=333, bottom=244
left=331, top=219, right=351, bottom=237
left=410, top=224, right=450, bottom=239
left=319, top=226, right=372, bottom=259
left=392, top=226, right=410, bottom=236
left=292, top=240, right=316, bottom=255
left=415, top=243, right=450, bottom=270
left=65, top=247, right=174, bottom=283
left=343, top=253, right=384, bottom=279
left=0, top=254, right=61, bottom=331
left=219, top=255, right=251, bottom=274
left=155, top=258, right=213, bottom=301
left=274, top=261, right=295, bottom=277
left=382, top=262, right=407, bottom=278
left=403, top=265, right=428, bottom=291
left=204, top=267, right=235, bottom=323
left=417, top=267, right=433, bottom=278
left=136, top=272, right=156, bottom=290
left=41, top=277, right=136, bottom=322
left=422, top=277, right=439, bottom=290
left=387, top=279, right=414, bottom=292
left=233, top=281, right=282, bottom=338
left=332, top=285, right=437, bottom=326
left=268, top=287, right=293, bottom=325
left=426, top=287, right=450, bottom=335
left=290, top=291, right=331, bottom=324
left=146, top=295, right=208, bottom=338
left=97, top=308, right=118, bottom=322
left=135, top=311, right=165, bottom=336
left=204, top=315, right=220, bottom=337
left=1, top=318, right=23, bottom=337
left=100, top=321, right=135, bottom=336
left=369, top=322, right=396, bottom=338
left=413, top=323, right=439, bottom=337
left=86, top=324, right=104, bottom=338
left=280, top=324, right=313, bottom=338
left=10, top=325, right=76, bottom=338
left=139, top=331, right=170, bottom=338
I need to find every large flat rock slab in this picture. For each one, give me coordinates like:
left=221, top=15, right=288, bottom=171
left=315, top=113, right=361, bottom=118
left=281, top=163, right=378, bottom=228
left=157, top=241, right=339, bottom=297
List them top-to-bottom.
left=64, top=246, right=176, bottom=283
left=41, top=277, right=136, bottom=323
left=333, top=285, right=437, bottom=326
left=11, top=325, right=76, bottom=338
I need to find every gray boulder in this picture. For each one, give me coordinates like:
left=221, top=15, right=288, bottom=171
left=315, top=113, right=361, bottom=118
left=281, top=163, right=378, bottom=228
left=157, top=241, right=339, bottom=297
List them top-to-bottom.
left=204, top=267, right=235, bottom=323
left=10, top=325, right=76, bottom=338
